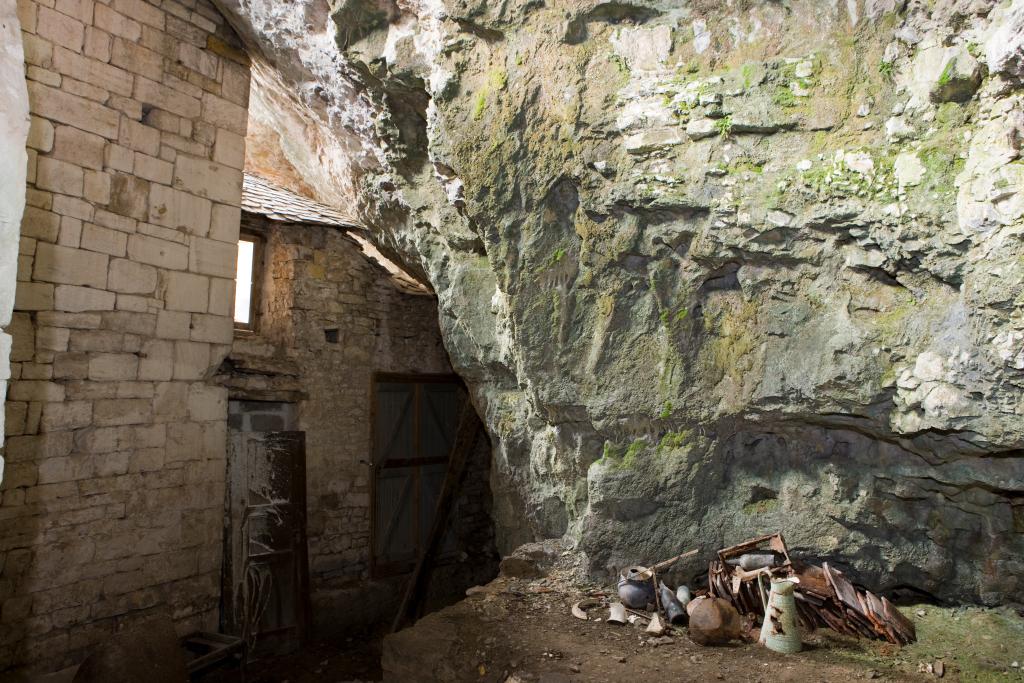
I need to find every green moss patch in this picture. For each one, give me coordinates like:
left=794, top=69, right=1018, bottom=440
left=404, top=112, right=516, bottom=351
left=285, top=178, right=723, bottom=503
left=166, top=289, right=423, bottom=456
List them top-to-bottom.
left=742, top=498, right=780, bottom=515
left=817, top=605, right=1024, bottom=681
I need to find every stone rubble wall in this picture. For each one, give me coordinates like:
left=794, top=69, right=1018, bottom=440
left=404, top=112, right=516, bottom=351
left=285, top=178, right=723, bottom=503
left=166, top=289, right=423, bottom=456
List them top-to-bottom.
left=0, top=0, right=250, bottom=671
left=226, top=214, right=498, bottom=632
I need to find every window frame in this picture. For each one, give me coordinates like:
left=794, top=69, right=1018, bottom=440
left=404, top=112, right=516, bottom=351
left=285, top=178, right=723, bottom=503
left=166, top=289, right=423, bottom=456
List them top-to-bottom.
left=234, top=231, right=264, bottom=333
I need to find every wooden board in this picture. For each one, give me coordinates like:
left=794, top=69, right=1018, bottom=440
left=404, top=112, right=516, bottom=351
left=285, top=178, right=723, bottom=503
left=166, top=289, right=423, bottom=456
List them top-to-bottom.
left=391, top=398, right=481, bottom=632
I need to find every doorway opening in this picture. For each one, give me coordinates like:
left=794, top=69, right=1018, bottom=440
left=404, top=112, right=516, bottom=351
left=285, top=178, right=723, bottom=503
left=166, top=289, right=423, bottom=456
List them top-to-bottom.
left=224, top=400, right=310, bottom=657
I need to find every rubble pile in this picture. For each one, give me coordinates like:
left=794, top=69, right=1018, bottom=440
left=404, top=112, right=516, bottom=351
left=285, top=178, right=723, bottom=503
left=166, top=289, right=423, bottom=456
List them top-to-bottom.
left=591, top=533, right=916, bottom=654
left=708, top=534, right=917, bottom=645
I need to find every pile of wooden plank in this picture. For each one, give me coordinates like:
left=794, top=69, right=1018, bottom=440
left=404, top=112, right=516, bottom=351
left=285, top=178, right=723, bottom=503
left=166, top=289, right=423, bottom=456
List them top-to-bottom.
left=707, top=534, right=917, bottom=645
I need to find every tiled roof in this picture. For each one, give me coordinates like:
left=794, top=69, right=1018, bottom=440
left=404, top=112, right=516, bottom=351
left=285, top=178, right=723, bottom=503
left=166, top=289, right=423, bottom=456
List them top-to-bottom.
left=241, top=173, right=361, bottom=228
left=241, top=174, right=431, bottom=295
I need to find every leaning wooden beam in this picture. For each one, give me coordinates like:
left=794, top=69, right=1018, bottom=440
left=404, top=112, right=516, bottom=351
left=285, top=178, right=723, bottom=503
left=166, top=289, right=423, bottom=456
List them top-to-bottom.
left=391, top=399, right=481, bottom=633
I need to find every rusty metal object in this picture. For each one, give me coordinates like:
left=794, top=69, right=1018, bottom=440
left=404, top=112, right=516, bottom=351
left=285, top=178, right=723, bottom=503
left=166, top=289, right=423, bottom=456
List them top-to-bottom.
left=717, top=533, right=792, bottom=567
left=708, top=534, right=916, bottom=646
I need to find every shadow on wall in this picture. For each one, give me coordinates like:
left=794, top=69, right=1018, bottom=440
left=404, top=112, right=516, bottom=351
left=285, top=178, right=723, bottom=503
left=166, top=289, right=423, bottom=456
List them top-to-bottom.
left=582, top=419, right=1024, bottom=606
left=312, top=432, right=501, bottom=641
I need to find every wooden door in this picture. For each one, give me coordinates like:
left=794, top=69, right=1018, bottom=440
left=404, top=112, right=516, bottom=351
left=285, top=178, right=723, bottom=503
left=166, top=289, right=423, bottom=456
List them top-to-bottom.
left=372, top=376, right=462, bottom=576
left=224, top=430, right=309, bottom=656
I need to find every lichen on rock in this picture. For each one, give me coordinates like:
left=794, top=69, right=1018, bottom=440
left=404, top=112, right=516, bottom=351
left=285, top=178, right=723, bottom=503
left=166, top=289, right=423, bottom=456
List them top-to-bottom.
left=214, top=0, right=1024, bottom=605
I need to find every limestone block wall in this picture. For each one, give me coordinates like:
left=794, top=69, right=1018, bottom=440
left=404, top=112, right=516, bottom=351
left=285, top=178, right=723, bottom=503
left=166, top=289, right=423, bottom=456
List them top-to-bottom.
left=0, top=0, right=250, bottom=672
left=1, top=0, right=30, bottom=455
left=226, top=214, right=498, bottom=630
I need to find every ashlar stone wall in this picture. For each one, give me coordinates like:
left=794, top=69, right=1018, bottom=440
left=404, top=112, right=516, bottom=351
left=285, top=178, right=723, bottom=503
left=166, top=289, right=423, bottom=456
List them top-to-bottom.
left=0, top=0, right=250, bottom=671
left=1, top=0, right=31, bottom=458
left=225, top=213, right=498, bottom=633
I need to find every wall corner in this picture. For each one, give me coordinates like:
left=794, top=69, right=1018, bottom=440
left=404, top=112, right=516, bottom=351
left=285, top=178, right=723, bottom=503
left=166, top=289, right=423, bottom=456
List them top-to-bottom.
left=0, top=0, right=30, bottom=462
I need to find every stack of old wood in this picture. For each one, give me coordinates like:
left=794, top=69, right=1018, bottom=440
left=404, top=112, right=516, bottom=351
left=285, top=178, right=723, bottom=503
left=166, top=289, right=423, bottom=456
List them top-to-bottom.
left=708, top=533, right=917, bottom=645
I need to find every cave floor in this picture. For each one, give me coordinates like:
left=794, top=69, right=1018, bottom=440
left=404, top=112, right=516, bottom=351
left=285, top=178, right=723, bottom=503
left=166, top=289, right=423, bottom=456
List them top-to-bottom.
left=197, top=548, right=1024, bottom=683
left=381, top=571, right=1024, bottom=682
left=382, top=581, right=913, bottom=682
left=193, top=597, right=1024, bottom=683
left=200, top=635, right=383, bottom=683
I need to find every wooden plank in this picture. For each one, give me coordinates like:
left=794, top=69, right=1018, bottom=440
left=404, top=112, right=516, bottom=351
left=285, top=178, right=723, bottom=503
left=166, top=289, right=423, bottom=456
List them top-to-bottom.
left=376, top=389, right=414, bottom=462
left=391, top=399, right=481, bottom=632
left=379, top=456, right=449, bottom=468
left=379, top=473, right=415, bottom=554
left=717, top=533, right=789, bottom=565
left=795, top=590, right=825, bottom=606
left=859, top=591, right=889, bottom=639
left=795, top=600, right=821, bottom=632
left=816, top=606, right=853, bottom=634
left=844, top=607, right=877, bottom=638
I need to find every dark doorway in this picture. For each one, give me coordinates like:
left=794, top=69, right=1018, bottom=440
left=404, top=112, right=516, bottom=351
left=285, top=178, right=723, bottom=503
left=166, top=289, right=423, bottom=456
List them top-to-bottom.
left=371, top=374, right=464, bottom=577
left=224, top=401, right=310, bottom=657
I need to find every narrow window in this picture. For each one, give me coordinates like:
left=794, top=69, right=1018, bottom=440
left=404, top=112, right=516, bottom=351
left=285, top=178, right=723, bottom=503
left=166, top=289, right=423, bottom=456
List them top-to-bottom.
left=234, top=236, right=258, bottom=329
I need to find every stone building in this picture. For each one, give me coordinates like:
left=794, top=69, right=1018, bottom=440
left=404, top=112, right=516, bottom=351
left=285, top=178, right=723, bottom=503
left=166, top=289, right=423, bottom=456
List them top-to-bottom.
left=0, top=0, right=496, bottom=673
left=222, top=175, right=497, bottom=642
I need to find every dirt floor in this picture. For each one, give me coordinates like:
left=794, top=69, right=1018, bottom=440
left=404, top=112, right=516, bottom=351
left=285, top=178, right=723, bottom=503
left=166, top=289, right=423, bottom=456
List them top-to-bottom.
left=200, top=543, right=1024, bottom=683
left=379, top=543, right=1024, bottom=683
left=391, top=591, right=1024, bottom=682
left=196, top=599, right=1024, bottom=683
left=200, top=636, right=382, bottom=683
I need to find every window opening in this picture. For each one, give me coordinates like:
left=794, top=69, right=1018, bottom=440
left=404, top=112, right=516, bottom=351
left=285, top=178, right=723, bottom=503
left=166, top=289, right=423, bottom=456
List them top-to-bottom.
left=234, top=236, right=259, bottom=329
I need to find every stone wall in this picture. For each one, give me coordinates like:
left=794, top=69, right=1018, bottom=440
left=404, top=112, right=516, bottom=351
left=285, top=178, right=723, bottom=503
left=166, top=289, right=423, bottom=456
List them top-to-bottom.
left=0, top=0, right=250, bottom=671
left=1, top=0, right=30, bottom=456
left=224, top=213, right=498, bottom=633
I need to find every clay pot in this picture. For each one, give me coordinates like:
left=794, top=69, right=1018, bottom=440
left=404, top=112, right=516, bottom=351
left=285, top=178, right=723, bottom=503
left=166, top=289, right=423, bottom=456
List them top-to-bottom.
left=617, top=566, right=655, bottom=609
left=686, top=594, right=707, bottom=616
left=688, top=597, right=743, bottom=646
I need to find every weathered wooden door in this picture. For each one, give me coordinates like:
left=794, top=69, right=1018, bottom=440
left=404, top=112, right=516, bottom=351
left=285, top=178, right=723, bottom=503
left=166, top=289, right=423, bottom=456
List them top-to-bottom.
left=372, top=376, right=462, bottom=576
left=224, top=430, right=309, bottom=656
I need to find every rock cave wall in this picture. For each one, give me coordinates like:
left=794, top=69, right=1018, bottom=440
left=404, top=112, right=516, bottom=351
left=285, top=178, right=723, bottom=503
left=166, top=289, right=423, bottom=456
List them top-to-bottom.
left=215, top=0, right=1024, bottom=605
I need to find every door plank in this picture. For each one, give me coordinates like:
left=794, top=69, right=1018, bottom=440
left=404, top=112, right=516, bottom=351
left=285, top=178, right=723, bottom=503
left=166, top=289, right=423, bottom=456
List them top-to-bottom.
left=376, top=389, right=414, bottom=463
left=391, top=399, right=481, bottom=632
left=224, top=428, right=309, bottom=657
left=379, top=472, right=415, bottom=552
